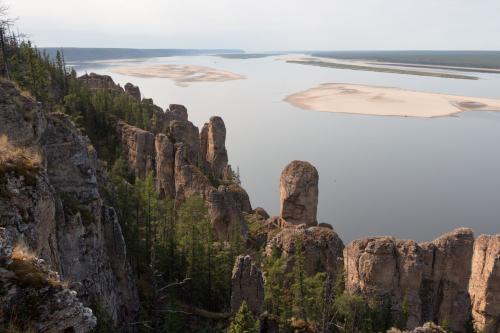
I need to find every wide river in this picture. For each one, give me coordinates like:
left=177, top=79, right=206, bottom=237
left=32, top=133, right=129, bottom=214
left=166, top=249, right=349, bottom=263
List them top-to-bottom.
left=76, top=55, right=500, bottom=242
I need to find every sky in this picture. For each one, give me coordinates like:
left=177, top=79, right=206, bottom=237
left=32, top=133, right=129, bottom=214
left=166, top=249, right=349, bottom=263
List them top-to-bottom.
left=4, top=0, right=500, bottom=51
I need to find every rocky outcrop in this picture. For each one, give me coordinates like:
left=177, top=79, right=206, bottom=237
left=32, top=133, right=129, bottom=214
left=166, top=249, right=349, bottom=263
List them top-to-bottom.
left=78, top=73, right=124, bottom=94
left=0, top=81, right=139, bottom=329
left=124, top=82, right=141, bottom=102
left=169, top=104, right=188, bottom=121
left=200, top=116, right=228, bottom=179
left=116, top=120, right=155, bottom=179
left=168, top=120, right=200, bottom=165
left=155, top=133, right=176, bottom=198
left=174, top=144, right=248, bottom=239
left=279, top=161, right=318, bottom=226
left=266, top=225, right=344, bottom=278
left=344, top=228, right=474, bottom=331
left=469, top=234, right=500, bottom=333
left=0, top=241, right=97, bottom=333
left=230, top=255, right=264, bottom=315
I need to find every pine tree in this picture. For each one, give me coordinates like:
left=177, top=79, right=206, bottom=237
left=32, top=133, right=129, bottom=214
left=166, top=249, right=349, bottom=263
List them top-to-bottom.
left=228, top=302, right=259, bottom=333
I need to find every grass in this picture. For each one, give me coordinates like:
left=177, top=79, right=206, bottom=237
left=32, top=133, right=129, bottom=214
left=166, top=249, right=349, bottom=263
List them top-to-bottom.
left=287, top=59, right=478, bottom=80
left=0, top=135, right=41, bottom=196
left=9, top=245, right=62, bottom=288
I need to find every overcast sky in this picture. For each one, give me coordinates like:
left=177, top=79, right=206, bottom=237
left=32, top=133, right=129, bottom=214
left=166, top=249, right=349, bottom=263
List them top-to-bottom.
left=4, top=0, right=500, bottom=51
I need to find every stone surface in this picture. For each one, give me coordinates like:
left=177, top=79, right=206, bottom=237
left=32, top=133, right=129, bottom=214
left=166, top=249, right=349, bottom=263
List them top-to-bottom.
left=78, top=73, right=124, bottom=94
left=0, top=81, right=139, bottom=329
left=124, top=82, right=141, bottom=102
left=169, top=104, right=188, bottom=121
left=200, top=116, right=228, bottom=179
left=117, top=120, right=155, bottom=179
left=168, top=120, right=200, bottom=165
left=155, top=134, right=176, bottom=198
left=174, top=143, right=248, bottom=240
left=279, top=161, right=319, bottom=226
left=266, top=225, right=344, bottom=277
left=344, top=228, right=474, bottom=331
left=0, top=231, right=96, bottom=333
left=469, top=234, right=500, bottom=333
left=230, top=255, right=264, bottom=315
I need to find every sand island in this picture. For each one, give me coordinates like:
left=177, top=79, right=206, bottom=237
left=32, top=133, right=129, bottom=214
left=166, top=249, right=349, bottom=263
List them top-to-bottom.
left=112, top=64, right=245, bottom=86
left=285, top=83, right=500, bottom=118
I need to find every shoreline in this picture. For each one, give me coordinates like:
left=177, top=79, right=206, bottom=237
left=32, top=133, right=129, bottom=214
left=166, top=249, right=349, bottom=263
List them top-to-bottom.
left=285, top=83, right=500, bottom=118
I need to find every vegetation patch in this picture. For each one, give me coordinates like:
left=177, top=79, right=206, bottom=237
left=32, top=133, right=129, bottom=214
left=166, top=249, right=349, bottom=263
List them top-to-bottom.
left=0, top=136, right=41, bottom=189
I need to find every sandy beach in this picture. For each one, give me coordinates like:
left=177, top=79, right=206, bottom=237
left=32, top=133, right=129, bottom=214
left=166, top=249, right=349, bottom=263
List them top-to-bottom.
left=112, top=64, right=245, bottom=86
left=285, top=83, right=500, bottom=117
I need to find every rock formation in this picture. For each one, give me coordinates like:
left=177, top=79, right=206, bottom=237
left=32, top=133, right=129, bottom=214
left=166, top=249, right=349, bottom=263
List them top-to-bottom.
left=78, top=73, right=124, bottom=94
left=0, top=80, right=139, bottom=330
left=124, top=82, right=141, bottom=102
left=169, top=104, right=188, bottom=121
left=200, top=116, right=228, bottom=179
left=168, top=119, right=200, bottom=165
left=116, top=120, right=155, bottom=179
left=155, top=133, right=176, bottom=198
left=174, top=143, right=249, bottom=239
left=279, top=161, right=319, bottom=226
left=266, top=224, right=344, bottom=277
left=344, top=228, right=474, bottom=331
left=469, top=234, right=500, bottom=333
left=0, top=239, right=97, bottom=332
left=230, top=255, right=264, bottom=315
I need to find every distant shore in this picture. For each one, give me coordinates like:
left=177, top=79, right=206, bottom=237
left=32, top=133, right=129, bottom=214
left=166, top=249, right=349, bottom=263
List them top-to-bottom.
left=279, top=55, right=479, bottom=80
left=112, top=64, right=245, bottom=86
left=285, top=83, right=500, bottom=118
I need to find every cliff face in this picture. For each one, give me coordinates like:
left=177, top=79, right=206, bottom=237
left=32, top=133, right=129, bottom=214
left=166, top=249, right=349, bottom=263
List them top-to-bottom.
left=79, top=73, right=251, bottom=240
left=0, top=80, right=139, bottom=331
left=344, top=228, right=474, bottom=332
left=469, top=234, right=500, bottom=333
left=230, top=255, right=264, bottom=315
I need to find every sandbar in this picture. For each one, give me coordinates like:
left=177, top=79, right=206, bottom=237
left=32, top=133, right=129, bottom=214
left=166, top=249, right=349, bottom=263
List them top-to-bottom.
left=112, top=64, right=245, bottom=86
left=285, top=83, right=500, bottom=118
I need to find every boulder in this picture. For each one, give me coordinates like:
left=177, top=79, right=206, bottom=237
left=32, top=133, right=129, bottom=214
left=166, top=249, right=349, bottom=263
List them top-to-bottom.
left=279, top=161, right=318, bottom=226
left=469, top=234, right=500, bottom=333
left=230, top=255, right=264, bottom=315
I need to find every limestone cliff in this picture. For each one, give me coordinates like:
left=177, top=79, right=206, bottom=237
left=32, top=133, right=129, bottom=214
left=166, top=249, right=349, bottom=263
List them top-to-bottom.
left=0, top=80, right=139, bottom=331
left=344, top=228, right=474, bottom=331
left=469, top=234, right=500, bottom=333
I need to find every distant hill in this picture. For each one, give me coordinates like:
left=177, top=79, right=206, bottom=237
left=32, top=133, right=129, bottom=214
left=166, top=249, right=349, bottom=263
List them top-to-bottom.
left=41, top=47, right=244, bottom=62
left=308, top=50, right=500, bottom=70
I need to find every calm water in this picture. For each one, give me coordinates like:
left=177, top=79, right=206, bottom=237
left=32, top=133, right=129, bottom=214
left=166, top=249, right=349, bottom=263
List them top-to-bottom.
left=76, top=55, right=500, bottom=242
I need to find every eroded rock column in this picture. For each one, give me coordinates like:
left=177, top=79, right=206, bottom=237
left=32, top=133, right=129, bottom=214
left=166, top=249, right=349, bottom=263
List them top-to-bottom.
left=279, top=161, right=319, bottom=226
left=469, top=234, right=500, bottom=333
